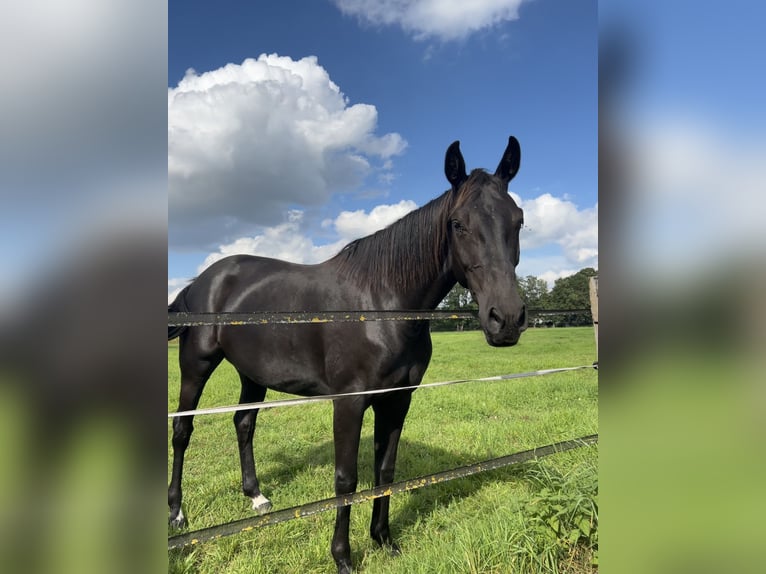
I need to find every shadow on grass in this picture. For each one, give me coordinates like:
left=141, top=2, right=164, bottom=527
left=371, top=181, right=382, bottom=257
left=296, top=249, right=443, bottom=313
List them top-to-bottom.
left=254, top=433, right=537, bottom=510
left=169, top=434, right=594, bottom=573
left=183, top=434, right=540, bottom=527
left=375, top=437, right=536, bottom=537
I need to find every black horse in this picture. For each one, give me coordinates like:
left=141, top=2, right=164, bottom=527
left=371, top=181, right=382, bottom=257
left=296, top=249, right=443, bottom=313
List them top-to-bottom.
left=168, top=137, right=527, bottom=573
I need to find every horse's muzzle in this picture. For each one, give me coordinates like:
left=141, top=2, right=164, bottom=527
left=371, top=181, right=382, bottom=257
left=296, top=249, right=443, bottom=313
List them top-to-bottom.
left=484, top=304, right=527, bottom=346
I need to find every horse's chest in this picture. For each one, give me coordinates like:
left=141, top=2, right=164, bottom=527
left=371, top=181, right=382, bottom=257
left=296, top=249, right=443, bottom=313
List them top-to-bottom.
left=334, top=325, right=431, bottom=386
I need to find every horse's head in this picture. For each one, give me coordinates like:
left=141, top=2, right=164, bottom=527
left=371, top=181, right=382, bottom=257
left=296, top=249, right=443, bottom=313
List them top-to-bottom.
left=445, top=137, right=527, bottom=346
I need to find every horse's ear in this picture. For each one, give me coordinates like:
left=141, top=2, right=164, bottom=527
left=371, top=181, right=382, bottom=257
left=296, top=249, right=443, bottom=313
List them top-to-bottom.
left=495, top=136, right=521, bottom=183
left=445, top=140, right=467, bottom=189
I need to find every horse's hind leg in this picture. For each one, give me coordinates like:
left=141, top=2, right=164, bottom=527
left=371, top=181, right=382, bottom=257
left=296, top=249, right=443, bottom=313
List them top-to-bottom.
left=168, top=341, right=223, bottom=528
left=234, top=373, right=271, bottom=514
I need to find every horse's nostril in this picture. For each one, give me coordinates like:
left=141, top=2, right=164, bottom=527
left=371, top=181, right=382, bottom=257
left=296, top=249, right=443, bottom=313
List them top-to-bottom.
left=489, top=307, right=505, bottom=330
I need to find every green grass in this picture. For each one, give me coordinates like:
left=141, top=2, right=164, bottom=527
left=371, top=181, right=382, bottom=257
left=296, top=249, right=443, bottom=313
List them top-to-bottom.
left=168, top=327, right=598, bottom=573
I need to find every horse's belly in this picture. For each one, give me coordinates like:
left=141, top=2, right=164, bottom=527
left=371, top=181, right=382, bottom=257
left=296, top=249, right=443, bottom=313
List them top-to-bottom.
left=217, top=321, right=428, bottom=398
left=218, top=324, right=338, bottom=395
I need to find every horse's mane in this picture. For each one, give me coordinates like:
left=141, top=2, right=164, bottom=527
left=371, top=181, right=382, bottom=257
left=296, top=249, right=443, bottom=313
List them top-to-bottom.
left=331, top=169, right=491, bottom=291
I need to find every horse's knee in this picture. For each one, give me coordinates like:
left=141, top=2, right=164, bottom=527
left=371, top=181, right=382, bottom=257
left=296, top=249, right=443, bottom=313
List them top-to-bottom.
left=233, top=410, right=250, bottom=430
left=233, top=411, right=257, bottom=442
left=171, top=419, right=193, bottom=450
left=378, top=466, right=395, bottom=484
left=334, top=470, right=357, bottom=495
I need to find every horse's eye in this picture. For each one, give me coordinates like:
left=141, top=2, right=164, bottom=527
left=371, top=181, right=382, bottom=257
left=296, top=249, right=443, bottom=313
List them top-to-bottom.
left=451, top=220, right=466, bottom=235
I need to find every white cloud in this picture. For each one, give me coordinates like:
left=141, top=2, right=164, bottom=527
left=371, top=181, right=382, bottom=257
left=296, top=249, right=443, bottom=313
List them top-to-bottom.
left=333, top=0, right=525, bottom=41
left=169, top=54, right=406, bottom=249
left=511, top=192, right=598, bottom=269
left=194, top=200, right=419, bottom=278
left=331, top=200, right=417, bottom=240
left=196, top=214, right=341, bottom=274
left=539, top=269, right=580, bottom=289
left=167, top=277, right=190, bottom=304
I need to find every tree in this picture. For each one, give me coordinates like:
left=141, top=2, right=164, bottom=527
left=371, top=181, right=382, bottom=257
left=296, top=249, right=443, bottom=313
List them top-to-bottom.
left=545, top=267, right=597, bottom=326
left=547, top=267, right=597, bottom=309
left=432, top=268, right=597, bottom=330
left=517, top=275, right=549, bottom=309
left=432, top=284, right=480, bottom=331
left=441, top=284, right=475, bottom=309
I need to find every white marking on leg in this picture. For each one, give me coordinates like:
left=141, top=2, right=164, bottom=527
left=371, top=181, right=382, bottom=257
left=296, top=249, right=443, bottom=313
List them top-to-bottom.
left=251, top=494, right=272, bottom=514
left=171, top=507, right=185, bottom=526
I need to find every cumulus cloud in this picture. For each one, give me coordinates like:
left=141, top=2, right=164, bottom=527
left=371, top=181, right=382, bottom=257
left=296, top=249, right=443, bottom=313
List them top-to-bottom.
left=333, top=0, right=525, bottom=41
left=168, top=54, right=406, bottom=249
left=511, top=192, right=598, bottom=268
left=166, top=200, right=420, bottom=300
left=329, top=200, right=417, bottom=239
left=196, top=211, right=344, bottom=273
left=539, top=268, right=581, bottom=289
left=167, top=277, right=190, bottom=304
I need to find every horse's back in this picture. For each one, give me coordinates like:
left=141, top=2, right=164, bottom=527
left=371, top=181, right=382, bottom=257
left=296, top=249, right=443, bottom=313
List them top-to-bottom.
left=186, top=254, right=330, bottom=312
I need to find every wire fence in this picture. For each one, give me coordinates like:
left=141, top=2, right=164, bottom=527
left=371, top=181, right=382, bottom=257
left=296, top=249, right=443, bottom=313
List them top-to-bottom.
left=167, top=307, right=598, bottom=550
left=168, top=434, right=598, bottom=550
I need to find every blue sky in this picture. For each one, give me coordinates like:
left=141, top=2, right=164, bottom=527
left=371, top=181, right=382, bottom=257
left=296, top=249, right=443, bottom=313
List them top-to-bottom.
left=168, top=0, right=598, bottom=300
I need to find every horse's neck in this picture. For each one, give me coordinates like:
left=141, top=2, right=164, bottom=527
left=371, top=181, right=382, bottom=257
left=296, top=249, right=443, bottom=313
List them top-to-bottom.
left=331, top=190, right=457, bottom=309
left=382, top=218, right=456, bottom=310
left=373, top=260, right=455, bottom=310
left=414, top=269, right=457, bottom=310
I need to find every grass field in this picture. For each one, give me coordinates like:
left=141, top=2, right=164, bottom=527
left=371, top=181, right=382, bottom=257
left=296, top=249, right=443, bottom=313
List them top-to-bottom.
left=168, top=327, right=598, bottom=573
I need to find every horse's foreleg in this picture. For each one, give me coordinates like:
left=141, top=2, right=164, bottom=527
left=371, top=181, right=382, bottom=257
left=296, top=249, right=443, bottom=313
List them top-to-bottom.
left=234, top=375, right=271, bottom=514
left=370, top=392, right=412, bottom=553
left=331, top=397, right=367, bottom=574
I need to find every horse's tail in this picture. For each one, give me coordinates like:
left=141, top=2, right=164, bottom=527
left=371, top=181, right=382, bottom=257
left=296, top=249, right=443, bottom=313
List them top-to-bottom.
left=168, top=284, right=192, bottom=340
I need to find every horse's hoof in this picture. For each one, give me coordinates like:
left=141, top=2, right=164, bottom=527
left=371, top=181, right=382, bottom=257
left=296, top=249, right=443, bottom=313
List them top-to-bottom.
left=251, top=494, right=272, bottom=515
left=169, top=509, right=187, bottom=529
left=372, top=532, right=401, bottom=556
left=386, top=542, right=401, bottom=556
left=337, top=562, right=353, bottom=574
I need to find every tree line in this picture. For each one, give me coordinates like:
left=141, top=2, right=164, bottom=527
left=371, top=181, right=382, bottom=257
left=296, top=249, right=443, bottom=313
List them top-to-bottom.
left=432, top=267, right=597, bottom=331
